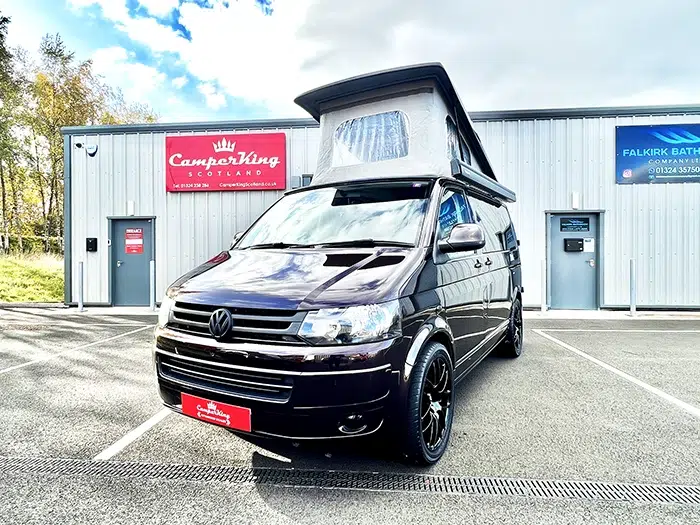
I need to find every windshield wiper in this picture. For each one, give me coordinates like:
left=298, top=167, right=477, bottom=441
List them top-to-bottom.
left=315, top=239, right=414, bottom=248
left=244, top=242, right=314, bottom=250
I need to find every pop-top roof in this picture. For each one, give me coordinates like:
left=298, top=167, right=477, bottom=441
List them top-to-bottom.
left=294, top=62, right=497, bottom=181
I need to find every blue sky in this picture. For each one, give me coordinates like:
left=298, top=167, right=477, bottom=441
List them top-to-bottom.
left=4, top=0, right=698, bottom=123
left=5, top=0, right=300, bottom=122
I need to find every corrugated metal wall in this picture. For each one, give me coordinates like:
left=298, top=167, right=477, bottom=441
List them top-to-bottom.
left=69, top=112, right=700, bottom=307
left=472, top=114, right=700, bottom=307
left=69, top=126, right=320, bottom=303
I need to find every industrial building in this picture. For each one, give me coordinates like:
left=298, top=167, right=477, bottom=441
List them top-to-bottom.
left=61, top=104, right=700, bottom=309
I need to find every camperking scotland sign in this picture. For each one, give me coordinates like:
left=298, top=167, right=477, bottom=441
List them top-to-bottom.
left=616, top=124, right=700, bottom=185
left=165, top=133, right=287, bottom=192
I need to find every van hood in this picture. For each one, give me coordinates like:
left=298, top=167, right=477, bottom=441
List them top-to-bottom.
left=167, top=248, right=421, bottom=310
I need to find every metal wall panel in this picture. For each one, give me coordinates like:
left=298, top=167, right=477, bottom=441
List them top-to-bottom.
left=69, top=113, right=700, bottom=308
left=473, top=113, right=700, bottom=307
left=69, top=126, right=320, bottom=304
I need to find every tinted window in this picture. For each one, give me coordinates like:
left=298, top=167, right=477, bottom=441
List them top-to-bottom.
left=333, top=110, right=409, bottom=167
left=446, top=117, right=471, bottom=165
left=446, top=118, right=461, bottom=161
left=238, top=181, right=431, bottom=247
left=437, top=189, right=475, bottom=241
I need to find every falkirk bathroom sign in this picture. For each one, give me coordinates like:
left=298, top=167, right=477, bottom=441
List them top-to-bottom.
left=616, top=124, right=700, bottom=185
left=165, top=132, right=287, bottom=192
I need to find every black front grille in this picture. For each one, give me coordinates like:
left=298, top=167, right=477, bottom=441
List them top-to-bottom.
left=169, top=302, right=305, bottom=345
left=157, top=351, right=293, bottom=403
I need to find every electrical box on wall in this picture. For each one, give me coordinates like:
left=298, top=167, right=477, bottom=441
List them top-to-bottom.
left=86, top=238, right=98, bottom=252
left=564, top=238, right=584, bottom=252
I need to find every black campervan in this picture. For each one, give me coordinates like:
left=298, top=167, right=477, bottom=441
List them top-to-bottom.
left=154, top=63, right=523, bottom=464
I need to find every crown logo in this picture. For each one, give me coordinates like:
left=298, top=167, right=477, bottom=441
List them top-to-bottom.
left=213, top=138, right=236, bottom=153
left=207, top=401, right=217, bottom=411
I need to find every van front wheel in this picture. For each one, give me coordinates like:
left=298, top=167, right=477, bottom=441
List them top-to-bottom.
left=402, top=342, right=455, bottom=465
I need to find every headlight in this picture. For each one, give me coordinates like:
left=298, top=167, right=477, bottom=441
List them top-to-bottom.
left=158, top=295, right=175, bottom=327
left=298, top=301, right=401, bottom=345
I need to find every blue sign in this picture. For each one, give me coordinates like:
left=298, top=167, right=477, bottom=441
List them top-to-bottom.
left=616, top=124, right=700, bottom=184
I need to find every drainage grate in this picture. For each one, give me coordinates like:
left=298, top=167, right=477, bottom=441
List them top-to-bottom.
left=1, top=456, right=699, bottom=505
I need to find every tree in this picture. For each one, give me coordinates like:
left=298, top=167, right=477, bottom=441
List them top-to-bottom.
left=0, top=19, right=159, bottom=255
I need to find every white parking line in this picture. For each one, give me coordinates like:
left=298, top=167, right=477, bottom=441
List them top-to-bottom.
left=0, top=325, right=153, bottom=375
left=533, top=329, right=700, bottom=420
left=533, top=329, right=700, bottom=418
left=540, top=329, right=700, bottom=333
left=93, top=409, right=171, bottom=461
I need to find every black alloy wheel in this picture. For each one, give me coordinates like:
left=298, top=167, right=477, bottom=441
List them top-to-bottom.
left=501, top=297, right=523, bottom=358
left=403, top=342, right=455, bottom=465
left=420, top=354, right=451, bottom=451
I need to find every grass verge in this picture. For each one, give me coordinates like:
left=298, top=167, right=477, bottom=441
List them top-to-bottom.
left=0, top=254, right=64, bottom=303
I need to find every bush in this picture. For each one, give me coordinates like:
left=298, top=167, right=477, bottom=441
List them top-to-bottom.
left=0, top=235, right=63, bottom=255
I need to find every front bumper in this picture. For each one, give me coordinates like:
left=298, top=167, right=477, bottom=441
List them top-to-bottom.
left=154, top=327, right=403, bottom=439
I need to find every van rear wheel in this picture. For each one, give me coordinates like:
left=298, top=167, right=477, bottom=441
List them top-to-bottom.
left=500, top=297, right=523, bottom=358
left=402, top=342, right=455, bottom=465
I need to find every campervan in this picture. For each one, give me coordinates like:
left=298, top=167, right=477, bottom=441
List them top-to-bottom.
left=154, top=63, right=523, bottom=464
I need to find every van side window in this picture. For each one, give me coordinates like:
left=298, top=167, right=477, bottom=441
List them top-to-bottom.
left=446, top=117, right=471, bottom=166
left=446, top=117, right=461, bottom=162
left=437, top=189, right=475, bottom=241
left=469, top=197, right=504, bottom=253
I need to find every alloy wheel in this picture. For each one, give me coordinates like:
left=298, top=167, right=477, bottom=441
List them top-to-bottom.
left=420, top=355, right=451, bottom=451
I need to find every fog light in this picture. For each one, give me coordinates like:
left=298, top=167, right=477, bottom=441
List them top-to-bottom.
left=338, top=414, right=367, bottom=435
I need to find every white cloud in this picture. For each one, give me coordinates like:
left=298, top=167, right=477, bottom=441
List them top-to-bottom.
left=68, top=0, right=700, bottom=117
left=68, top=0, right=130, bottom=23
left=68, top=0, right=189, bottom=55
left=137, top=0, right=180, bottom=18
left=92, top=46, right=167, bottom=102
left=171, top=76, right=188, bottom=89
left=198, top=83, right=227, bottom=110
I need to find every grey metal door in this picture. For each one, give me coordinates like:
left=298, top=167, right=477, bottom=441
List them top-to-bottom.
left=549, top=214, right=599, bottom=310
left=112, top=219, right=153, bottom=306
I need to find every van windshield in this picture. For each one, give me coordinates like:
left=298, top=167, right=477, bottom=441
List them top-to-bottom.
left=237, top=181, right=432, bottom=249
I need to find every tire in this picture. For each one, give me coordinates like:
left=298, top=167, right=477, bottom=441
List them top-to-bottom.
left=500, top=296, right=523, bottom=358
left=402, top=342, right=455, bottom=466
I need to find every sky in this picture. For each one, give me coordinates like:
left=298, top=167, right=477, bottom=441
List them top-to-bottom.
left=3, top=0, right=698, bottom=123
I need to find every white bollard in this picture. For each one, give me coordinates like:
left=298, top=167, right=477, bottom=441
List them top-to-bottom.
left=630, top=258, right=637, bottom=317
left=540, top=259, right=547, bottom=312
left=149, top=260, right=156, bottom=311
left=78, top=261, right=85, bottom=312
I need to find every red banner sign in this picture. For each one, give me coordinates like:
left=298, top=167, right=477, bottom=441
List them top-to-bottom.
left=165, top=132, right=286, bottom=192
left=125, top=228, right=143, bottom=254
left=181, top=393, right=252, bottom=431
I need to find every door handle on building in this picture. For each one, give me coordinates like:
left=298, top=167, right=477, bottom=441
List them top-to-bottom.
left=587, top=259, right=595, bottom=268
left=117, top=260, right=123, bottom=267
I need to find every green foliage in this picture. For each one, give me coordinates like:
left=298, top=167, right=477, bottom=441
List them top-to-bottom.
left=0, top=13, right=159, bottom=258
left=0, top=254, right=64, bottom=302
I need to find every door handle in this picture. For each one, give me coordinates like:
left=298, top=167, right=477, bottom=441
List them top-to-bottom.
left=485, top=257, right=493, bottom=266
left=116, top=260, right=123, bottom=267
left=474, top=260, right=482, bottom=269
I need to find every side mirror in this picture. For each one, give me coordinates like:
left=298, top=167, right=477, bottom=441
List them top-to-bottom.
left=438, top=223, right=486, bottom=253
left=230, top=232, right=243, bottom=249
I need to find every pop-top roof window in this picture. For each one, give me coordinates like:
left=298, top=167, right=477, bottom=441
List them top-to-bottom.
left=332, top=110, right=409, bottom=167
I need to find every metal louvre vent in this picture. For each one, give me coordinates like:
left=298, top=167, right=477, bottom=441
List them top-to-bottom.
left=170, top=302, right=305, bottom=345
left=157, top=352, right=293, bottom=403
left=1, top=456, right=699, bottom=505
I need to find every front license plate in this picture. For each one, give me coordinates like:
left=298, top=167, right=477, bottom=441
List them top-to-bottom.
left=181, top=393, right=252, bottom=432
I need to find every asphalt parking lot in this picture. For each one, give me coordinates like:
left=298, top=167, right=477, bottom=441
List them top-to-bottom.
left=1, top=308, right=699, bottom=524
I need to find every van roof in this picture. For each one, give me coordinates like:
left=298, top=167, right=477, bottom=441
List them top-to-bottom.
left=294, top=62, right=497, bottom=181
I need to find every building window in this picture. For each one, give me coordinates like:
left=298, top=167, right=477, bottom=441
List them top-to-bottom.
left=332, top=110, right=409, bottom=167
